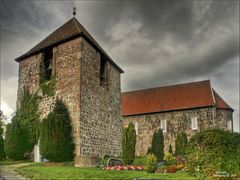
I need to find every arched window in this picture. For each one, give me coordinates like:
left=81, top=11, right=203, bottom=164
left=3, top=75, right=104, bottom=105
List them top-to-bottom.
left=161, top=120, right=167, bottom=132
left=134, top=122, right=138, bottom=135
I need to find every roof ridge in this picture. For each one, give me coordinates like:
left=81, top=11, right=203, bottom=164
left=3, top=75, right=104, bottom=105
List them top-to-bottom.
left=15, top=17, right=124, bottom=73
left=72, top=17, right=82, bottom=33
left=122, top=80, right=210, bottom=94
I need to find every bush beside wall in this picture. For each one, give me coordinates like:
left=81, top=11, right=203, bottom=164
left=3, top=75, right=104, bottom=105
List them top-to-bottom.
left=40, top=100, right=74, bottom=162
left=122, top=122, right=136, bottom=165
left=186, top=129, right=240, bottom=177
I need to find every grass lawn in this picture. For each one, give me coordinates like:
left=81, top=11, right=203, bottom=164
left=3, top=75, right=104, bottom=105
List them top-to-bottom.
left=16, top=163, right=197, bottom=180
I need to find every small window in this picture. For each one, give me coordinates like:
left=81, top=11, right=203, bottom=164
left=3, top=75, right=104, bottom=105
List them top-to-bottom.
left=100, top=54, right=109, bottom=90
left=191, top=117, right=198, bottom=130
left=227, top=119, right=232, bottom=131
left=161, top=120, right=167, bottom=132
left=134, top=122, right=138, bottom=135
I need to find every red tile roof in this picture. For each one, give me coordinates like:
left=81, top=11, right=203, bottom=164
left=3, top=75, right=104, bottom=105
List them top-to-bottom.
left=15, top=18, right=123, bottom=73
left=122, top=80, right=233, bottom=116
left=213, top=89, right=233, bottom=110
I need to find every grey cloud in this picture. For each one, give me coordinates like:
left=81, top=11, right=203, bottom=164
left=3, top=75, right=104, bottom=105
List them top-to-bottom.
left=0, top=0, right=239, bottom=131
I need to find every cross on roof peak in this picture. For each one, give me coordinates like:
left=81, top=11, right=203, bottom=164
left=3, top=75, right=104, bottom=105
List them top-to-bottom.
left=73, top=7, right=76, bottom=17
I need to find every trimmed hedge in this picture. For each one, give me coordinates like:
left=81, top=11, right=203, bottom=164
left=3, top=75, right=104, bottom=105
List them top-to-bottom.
left=40, top=100, right=74, bottom=162
left=0, top=117, right=5, bottom=159
left=4, top=120, right=29, bottom=160
left=122, top=122, right=136, bottom=165
left=151, top=129, right=164, bottom=162
left=186, top=129, right=240, bottom=177
left=175, top=131, right=188, bottom=156
left=0, top=135, right=4, bottom=159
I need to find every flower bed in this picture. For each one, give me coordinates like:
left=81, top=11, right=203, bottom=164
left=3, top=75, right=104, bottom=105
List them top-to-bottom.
left=103, top=165, right=144, bottom=171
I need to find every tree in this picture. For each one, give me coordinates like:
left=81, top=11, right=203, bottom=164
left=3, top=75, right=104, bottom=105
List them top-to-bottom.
left=40, top=100, right=74, bottom=162
left=0, top=112, right=5, bottom=159
left=4, top=118, right=29, bottom=160
left=122, top=122, right=136, bottom=165
left=151, top=129, right=164, bottom=162
left=175, top=131, right=188, bottom=156
left=169, top=144, right=173, bottom=154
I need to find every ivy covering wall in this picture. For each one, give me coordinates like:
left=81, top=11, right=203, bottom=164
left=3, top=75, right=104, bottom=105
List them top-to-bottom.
left=40, top=77, right=56, bottom=97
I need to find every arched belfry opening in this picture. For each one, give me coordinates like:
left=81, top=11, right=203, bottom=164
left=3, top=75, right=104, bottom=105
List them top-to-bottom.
left=43, top=47, right=53, bottom=80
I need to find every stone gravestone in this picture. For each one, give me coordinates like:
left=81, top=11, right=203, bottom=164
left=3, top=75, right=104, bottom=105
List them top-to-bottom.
left=107, top=158, right=124, bottom=166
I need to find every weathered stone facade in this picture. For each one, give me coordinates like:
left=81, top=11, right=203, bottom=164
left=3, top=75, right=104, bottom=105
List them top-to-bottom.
left=17, top=36, right=122, bottom=166
left=123, top=107, right=233, bottom=157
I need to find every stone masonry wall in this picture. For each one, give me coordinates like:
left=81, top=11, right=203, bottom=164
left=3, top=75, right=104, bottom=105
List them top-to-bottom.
left=17, top=38, right=82, bottom=164
left=78, top=38, right=122, bottom=166
left=17, top=53, right=43, bottom=108
left=123, top=107, right=231, bottom=157
left=216, top=109, right=233, bottom=131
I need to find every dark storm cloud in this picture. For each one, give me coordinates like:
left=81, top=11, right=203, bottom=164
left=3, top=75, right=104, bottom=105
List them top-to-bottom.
left=0, top=0, right=239, bottom=131
left=0, top=0, right=74, bottom=80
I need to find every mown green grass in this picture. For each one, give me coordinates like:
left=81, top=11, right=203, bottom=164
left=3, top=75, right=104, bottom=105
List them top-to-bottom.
left=16, top=163, right=197, bottom=180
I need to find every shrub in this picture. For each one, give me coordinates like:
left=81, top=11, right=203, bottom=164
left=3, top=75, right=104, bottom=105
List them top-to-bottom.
left=40, top=100, right=74, bottom=162
left=0, top=117, right=5, bottom=159
left=4, top=120, right=29, bottom=160
left=122, top=122, right=136, bottom=165
left=151, top=129, right=164, bottom=162
left=186, top=129, right=240, bottom=177
left=175, top=131, right=188, bottom=156
left=0, top=135, right=4, bottom=159
left=169, top=144, right=173, bottom=154
left=147, top=147, right=152, bottom=154
left=145, top=153, right=157, bottom=173
left=164, top=153, right=173, bottom=162
left=133, top=157, right=147, bottom=166
left=166, top=165, right=177, bottom=173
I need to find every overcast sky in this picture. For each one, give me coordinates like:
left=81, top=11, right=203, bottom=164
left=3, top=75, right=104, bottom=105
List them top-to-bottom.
left=0, top=0, right=239, bottom=131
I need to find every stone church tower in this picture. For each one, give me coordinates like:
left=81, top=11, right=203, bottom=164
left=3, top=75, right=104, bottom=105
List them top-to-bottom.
left=15, top=17, right=124, bottom=167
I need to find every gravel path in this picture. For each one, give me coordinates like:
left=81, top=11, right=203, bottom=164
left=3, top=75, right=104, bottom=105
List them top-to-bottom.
left=0, top=163, right=33, bottom=180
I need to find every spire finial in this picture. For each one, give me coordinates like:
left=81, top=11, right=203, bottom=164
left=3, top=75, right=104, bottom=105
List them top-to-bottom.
left=73, top=7, right=76, bottom=17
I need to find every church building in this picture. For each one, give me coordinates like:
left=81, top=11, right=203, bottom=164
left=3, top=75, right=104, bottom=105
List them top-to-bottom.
left=15, top=16, right=233, bottom=166
left=15, top=17, right=124, bottom=167
left=122, top=80, right=233, bottom=156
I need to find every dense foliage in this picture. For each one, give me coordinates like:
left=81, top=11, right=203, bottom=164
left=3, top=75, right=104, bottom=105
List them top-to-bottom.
left=40, top=78, right=56, bottom=97
left=17, top=90, right=40, bottom=149
left=4, top=91, right=40, bottom=160
left=40, top=100, right=74, bottom=162
left=0, top=114, right=5, bottom=159
left=4, top=120, right=29, bottom=160
left=122, top=122, right=136, bottom=165
left=151, top=129, right=164, bottom=162
left=186, top=129, right=240, bottom=177
left=175, top=131, right=188, bottom=156
left=169, top=144, right=173, bottom=154
left=145, top=153, right=157, bottom=173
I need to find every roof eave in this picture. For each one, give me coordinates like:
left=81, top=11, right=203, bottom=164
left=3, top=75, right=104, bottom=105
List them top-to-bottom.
left=122, top=105, right=216, bottom=117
